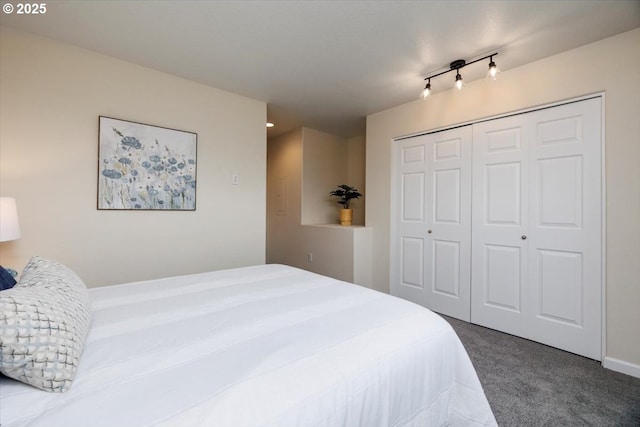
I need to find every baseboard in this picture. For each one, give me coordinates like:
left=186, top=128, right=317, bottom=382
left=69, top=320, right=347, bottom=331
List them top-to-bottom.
left=602, top=356, right=640, bottom=378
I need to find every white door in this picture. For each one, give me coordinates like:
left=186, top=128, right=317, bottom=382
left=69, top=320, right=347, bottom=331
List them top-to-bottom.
left=471, top=98, right=602, bottom=359
left=526, top=99, right=602, bottom=359
left=471, top=115, right=529, bottom=337
left=393, top=127, right=472, bottom=321
left=393, top=136, right=429, bottom=307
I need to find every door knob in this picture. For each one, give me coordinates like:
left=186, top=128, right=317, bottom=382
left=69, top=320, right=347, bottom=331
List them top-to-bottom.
left=428, top=229, right=433, bottom=234
left=521, top=235, right=527, bottom=240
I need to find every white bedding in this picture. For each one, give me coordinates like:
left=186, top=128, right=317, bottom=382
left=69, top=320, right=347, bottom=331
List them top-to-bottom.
left=1, top=264, right=496, bottom=427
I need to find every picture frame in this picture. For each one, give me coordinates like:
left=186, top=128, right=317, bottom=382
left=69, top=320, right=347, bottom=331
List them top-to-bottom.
left=98, top=116, right=197, bottom=210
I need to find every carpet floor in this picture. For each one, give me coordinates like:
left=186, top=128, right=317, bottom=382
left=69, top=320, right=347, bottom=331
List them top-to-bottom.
left=443, top=315, right=640, bottom=426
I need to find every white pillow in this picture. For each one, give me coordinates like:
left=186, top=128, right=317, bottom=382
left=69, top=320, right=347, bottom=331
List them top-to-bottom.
left=0, top=256, right=91, bottom=392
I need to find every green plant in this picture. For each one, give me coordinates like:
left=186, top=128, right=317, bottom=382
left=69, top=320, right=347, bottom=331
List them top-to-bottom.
left=329, top=184, right=362, bottom=209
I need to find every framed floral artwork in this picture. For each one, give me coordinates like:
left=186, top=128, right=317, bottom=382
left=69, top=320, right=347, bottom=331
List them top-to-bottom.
left=98, top=116, right=197, bottom=210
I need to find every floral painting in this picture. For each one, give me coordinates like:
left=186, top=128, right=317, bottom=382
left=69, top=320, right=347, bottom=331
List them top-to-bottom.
left=98, top=117, right=197, bottom=210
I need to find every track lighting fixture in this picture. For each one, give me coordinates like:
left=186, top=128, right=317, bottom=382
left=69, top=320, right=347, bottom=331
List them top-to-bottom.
left=421, top=53, right=498, bottom=98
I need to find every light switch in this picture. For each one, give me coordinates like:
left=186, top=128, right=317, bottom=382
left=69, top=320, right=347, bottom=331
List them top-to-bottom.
left=232, top=174, right=239, bottom=185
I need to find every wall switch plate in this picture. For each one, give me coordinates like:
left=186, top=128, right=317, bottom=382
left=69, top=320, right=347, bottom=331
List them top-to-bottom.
left=307, top=252, right=312, bottom=263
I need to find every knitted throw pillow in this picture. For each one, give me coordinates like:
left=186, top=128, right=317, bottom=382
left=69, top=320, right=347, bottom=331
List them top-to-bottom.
left=0, top=256, right=91, bottom=392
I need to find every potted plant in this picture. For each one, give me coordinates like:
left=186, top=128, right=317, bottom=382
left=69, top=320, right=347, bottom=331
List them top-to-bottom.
left=329, top=184, right=362, bottom=226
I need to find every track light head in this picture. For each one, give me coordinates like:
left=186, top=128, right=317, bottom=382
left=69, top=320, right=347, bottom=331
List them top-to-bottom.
left=487, top=56, right=500, bottom=80
left=454, top=71, right=463, bottom=90
left=421, top=80, right=432, bottom=99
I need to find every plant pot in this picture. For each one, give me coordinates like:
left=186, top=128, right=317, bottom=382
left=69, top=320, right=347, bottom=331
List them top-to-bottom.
left=339, top=208, right=353, bottom=226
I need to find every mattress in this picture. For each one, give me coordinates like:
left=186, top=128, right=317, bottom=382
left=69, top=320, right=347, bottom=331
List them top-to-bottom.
left=1, top=264, right=496, bottom=426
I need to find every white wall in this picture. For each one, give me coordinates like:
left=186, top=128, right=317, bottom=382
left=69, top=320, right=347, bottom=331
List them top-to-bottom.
left=0, top=26, right=266, bottom=287
left=366, top=29, right=640, bottom=369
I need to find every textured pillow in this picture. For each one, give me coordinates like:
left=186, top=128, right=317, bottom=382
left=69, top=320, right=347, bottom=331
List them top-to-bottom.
left=0, top=256, right=91, bottom=392
left=0, top=265, right=17, bottom=291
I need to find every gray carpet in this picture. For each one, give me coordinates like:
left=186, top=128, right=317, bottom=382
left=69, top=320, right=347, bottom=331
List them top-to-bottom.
left=443, top=315, right=640, bottom=426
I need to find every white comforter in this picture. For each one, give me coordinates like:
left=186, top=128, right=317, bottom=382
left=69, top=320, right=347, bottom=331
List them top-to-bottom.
left=1, top=264, right=496, bottom=427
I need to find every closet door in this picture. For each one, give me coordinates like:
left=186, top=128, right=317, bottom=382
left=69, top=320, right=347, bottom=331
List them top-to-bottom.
left=472, top=98, right=602, bottom=359
left=527, top=98, right=602, bottom=359
left=471, top=115, right=530, bottom=337
left=393, top=127, right=472, bottom=321
left=393, top=136, right=429, bottom=307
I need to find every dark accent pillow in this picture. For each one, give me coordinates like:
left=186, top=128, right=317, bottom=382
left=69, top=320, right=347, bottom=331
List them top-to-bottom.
left=0, top=265, right=17, bottom=291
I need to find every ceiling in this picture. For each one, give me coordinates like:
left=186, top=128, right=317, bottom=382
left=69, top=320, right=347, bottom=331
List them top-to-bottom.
left=2, top=1, right=639, bottom=138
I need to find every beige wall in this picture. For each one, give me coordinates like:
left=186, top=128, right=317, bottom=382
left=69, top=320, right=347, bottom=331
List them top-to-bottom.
left=0, top=26, right=267, bottom=287
left=366, top=28, right=640, bottom=369
left=266, top=127, right=370, bottom=285
left=301, top=127, right=348, bottom=224
left=266, top=128, right=303, bottom=266
left=300, top=128, right=365, bottom=226
left=347, top=135, right=366, bottom=226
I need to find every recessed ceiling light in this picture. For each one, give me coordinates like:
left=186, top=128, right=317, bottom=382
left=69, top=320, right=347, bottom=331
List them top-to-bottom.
left=266, top=122, right=275, bottom=128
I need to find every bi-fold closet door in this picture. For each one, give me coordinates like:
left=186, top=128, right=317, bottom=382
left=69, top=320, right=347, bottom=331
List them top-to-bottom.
left=392, top=97, right=602, bottom=360
left=392, top=127, right=472, bottom=321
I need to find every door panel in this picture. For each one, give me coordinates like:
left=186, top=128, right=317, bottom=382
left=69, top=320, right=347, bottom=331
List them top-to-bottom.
left=528, top=98, right=601, bottom=359
left=472, top=115, right=529, bottom=336
left=537, top=115, right=582, bottom=145
left=393, top=126, right=472, bottom=321
left=486, top=126, right=522, bottom=152
left=427, top=128, right=472, bottom=320
left=433, top=137, right=461, bottom=160
left=394, top=139, right=429, bottom=305
left=402, top=144, right=425, bottom=163
left=538, top=156, right=582, bottom=227
left=485, top=162, right=521, bottom=225
left=434, top=169, right=460, bottom=223
left=401, top=172, right=425, bottom=222
left=400, top=237, right=424, bottom=288
left=433, top=239, right=460, bottom=297
left=484, top=244, right=522, bottom=312
left=537, top=249, right=583, bottom=326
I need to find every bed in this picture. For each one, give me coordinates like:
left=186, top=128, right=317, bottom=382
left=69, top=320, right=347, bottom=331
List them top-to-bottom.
left=1, top=258, right=496, bottom=427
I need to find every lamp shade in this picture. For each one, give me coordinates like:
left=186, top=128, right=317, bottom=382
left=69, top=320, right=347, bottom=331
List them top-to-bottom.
left=0, top=197, right=21, bottom=242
